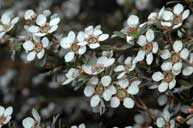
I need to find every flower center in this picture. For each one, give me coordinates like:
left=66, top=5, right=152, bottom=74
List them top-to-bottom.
left=173, top=15, right=182, bottom=25
left=40, top=23, right=50, bottom=33
left=128, top=27, right=137, bottom=33
left=87, top=36, right=98, bottom=44
left=71, top=42, right=80, bottom=52
left=34, top=43, right=43, bottom=52
left=144, top=43, right=153, bottom=53
left=170, top=53, right=180, bottom=63
left=91, top=65, right=104, bottom=72
left=164, top=72, right=174, bottom=83
left=95, top=84, right=105, bottom=95
left=116, top=88, right=127, bottom=100
left=0, top=116, right=6, bottom=125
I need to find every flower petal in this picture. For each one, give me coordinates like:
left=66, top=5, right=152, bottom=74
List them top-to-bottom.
left=173, top=3, right=184, bottom=16
left=182, top=10, right=190, bottom=20
left=36, top=14, right=47, bottom=26
left=49, top=17, right=60, bottom=26
left=146, top=29, right=154, bottom=42
left=98, top=34, right=109, bottom=41
left=137, top=35, right=146, bottom=46
left=42, top=37, right=49, bottom=48
left=173, top=40, right=183, bottom=53
left=23, top=41, right=34, bottom=51
left=180, top=48, right=189, bottom=60
left=37, top=49, right=45, bottom=59
left=134, top=50, right=145, bottom=62
left=27, top=51, right=36, bottom=61
left=65, top=51, right=75, bottom=62
left=146, top=53, right=153, bottom=65
left=161, top=62, right=172, bottom=71
left=152, top=72, right=164, bottom=82
left=101, top=75, right=111, bottom=87
left=169, top=79, right=176, bottom=89
left=158, top=82, right=168, bottom=92
left=84, top=86, right=95, bottom=97
left=90, top=95, right=100, bottom=107
left=111, top=97, right=120, bottom=108
left=123, top=97, right=135, bottom=109
left=4, top=106, right=13, bottom=116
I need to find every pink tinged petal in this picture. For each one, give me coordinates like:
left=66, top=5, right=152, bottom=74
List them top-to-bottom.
left=173, top=4, right=184, bottom=16
left=182, top=10, right=190, bottom=20
left=1, top=14, right=11, bottom=25
left=36, top=14, right=47, bottom=26
left=127, top=15, right=139, bottom=27
left=11, top=17, right=19, bottom=24
left=49, top=17, right=60, bottom=26
left=48, top=25, right=58, bottom=33
left=28, top=26, right=40, bottom=33
left=85, top=26, right=94, bottom=35
left=93, top=29, right=102, bottom=36
left=146, top=29, right=154, bottom=42
left=77, top=31, right=85, bottom=42
left=98, top=34, right=109, bottom=41
left=137, top=35, right=146, bottom=46
left=42, top=37, right=49, bottom=48
left=173, top=40, right=183, bottom=53
left=23, top=41, right=34, bottom=51
left=152, top=42, right=158, bottom=53
left=89, top=43, right=100, bottom=49
left=78, top=46, right=86, bottom=55
left=180, top=48, right=189, bottom=59
left=37, top=49, right=45, bottom=59
left=160, top=49, right=171, bottom=59
left=135, top=50, right=145, bottom=62
left=27, top=51, right=36, bottom=61
left=65, top=51, right=75, bottom=62
left=146, top=53, right=153, bottom=65
left=161, top=62, right=172, bottom=71
left=173, top=62, right=182, bottom=71
left=114, top=65, right=125, bottom=72
left=183, top=66, right=193, bottom=76
left=152, top=72, right=164, bottom=82
left=101, top=75, right=111, bottom=87
left=117, top=79, right=129, bottom=88
left=169, top=79, right=176, bottom=89
left=127, top=81, right=140, bottom=95
left=158, top=82, right=168, bottom=92
left=84, top=86, right=95, bottom=97
left=90, top=95, right=100, bottom=107
left=111, top=97, right=120, bottom=108
left=123, top=97, right=135, bottom=109
left=0, top=106, right=5, bottom=116
left=4, top=106, right=13, bottom=116
left=32, top=109, right=40, bottom=121
left=22, top=117, right=35, bottom=128
left=156, top=117, right=165, bottom=127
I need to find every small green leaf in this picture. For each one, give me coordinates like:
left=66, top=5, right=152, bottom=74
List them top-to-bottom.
left=112, top=31, right=125, bottom=38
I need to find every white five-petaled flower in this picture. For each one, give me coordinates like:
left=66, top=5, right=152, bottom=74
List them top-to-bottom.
left=172, top=3, right=190, bottom=29
left=159, top=8, right=174, bottom=29
left=0, top=12, right=19, bottom=38
left=28, top=13, right=60, bottom=37
left=123, top=15, right=139, bottom=44
left=84, top=25, right=109, bottom=49
left=134, top=29, right=158, bottom=65
left=60, top=31, right=87, bottom=62
left=23, top=36, right=49, bottom=61
left=161, top=40, right=189, bottom=75
left=182, top=53, right=193, bottom=76
left=82, top=56, right=115, bottom=75
left=114, top=56, right=136, bottom=79
left=62, top=68, right=80, bottom=85
left=152, top=71, right=176, bottom=92
left=84, top=76, right=116, bottom=107
left=110, top=79, right=141, bottom=109
left=0, top=106, right=13, bottom=128
left=156, top=107, right=175, bottom=128
left=22, top=109, right=41, bottom=128
left=71, top=123, right=86, bottom=128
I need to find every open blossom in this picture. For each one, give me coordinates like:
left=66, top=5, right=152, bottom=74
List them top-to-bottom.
left=159, top=9, right=174, bottom=29
left=0, top=12, right=19, bottom=38
left=28, top=13, right=60, bottom=37
left=122, top=15, right=139, bottom=44
left=84, top=25, right=109, bottom=49
left=134, top=29, right=158, bottom=65
left=60, top=31, right=87, bottom=62
left=23, top=36, right=49, bottom=61
left=161, top=40, right=189, bottom=75
left=182, top=53, right=193, bottom=76
left=82, top=56, right=115, bottom=75
left=114, top=56, right=136, bottom=79
left=62, top=68, right=80, bottom=85
left=152, top=71, right=176, bottom=92
left=84, top=76, right=116, bottom=107
left=110, top=79, right=141, bottom=109
left=0, top=106, right=13, bottom=128
left=22, top=109, right=41, bottom=128
left=71, top=123, right=86, bottom=128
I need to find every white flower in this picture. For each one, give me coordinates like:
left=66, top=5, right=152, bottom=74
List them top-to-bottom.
left=172, top=3, right=190, bottom=29
left=148, top=7, right=165, bottom=21
left=159, top=8, right=174, bottom=30
left=24, top=9, right=36, bottom=20
left=0, top=12, right=19, bottom=38
left=28, top=14, right=60, bottom=37
left=84, top=25, right=109, bottom=49
left=134, top=29, right=158, bottom=65
left=60, top=31, right=87, bottom=62
left=23, top=36, right=49, bottom=61
left=161, top=40, right=190, bottom=75
left=182, top=53, right=193, bottom=76
left=82, top=56, right=115, bottom=75
left=114, top=56, right=136, bottom=79
left=62, top=68, right=80, bottom=85
left=152, top=71, right=176, bottom=92
left=84, top=76, right=116, bottom=107
left=110, top=79, right=141, bottom=109
left=0, top=106, right=13, bottom=128
left=156, top=108, right=175, bottom=128
left=22, top=109, right=41, bottom=128
left=71, top=123, right=86, bottom=128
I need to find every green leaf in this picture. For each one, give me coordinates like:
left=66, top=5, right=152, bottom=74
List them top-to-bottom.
left=111, top=31, right=125, bottom=38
